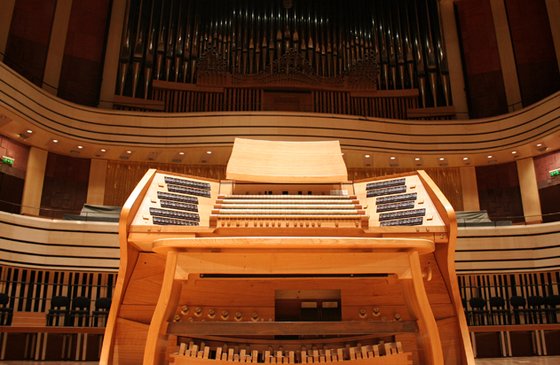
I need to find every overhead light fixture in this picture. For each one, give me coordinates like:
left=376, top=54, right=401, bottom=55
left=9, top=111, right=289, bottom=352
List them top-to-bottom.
left=19, top=130, right=32, bottom=139
left=52, top=139, right=59, bottom=143
left=535, top=143, right=548, bottom=152
left=77, top=145, right=83, bottom=149
left=100, top=148, right=107, bottom=153
left=126, top=150, right=132, bottom=154
left=206, top=150, right=213, bottom=155
left=179, top=152, right=185, bottom=156
left=364, top=154, right=371, bottom=158
left=487, top=155, right=493, bottom=159
left=414, top=157, right=421, bottom=161
left=462, top=157, right=469, bottom=161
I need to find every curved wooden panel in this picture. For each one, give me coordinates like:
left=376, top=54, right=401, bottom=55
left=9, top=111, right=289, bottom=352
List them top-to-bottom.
left=0, top=63, right=559, bottom=161
left=1, top=209, right=559, bottom=274
left=0, top=211, right=118, bottom=271
left=455, top=221, right=560, bottom=273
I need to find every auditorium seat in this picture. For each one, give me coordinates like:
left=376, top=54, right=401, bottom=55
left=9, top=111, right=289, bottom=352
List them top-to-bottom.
left=0, top=292, right=13, bottom=326
left=46, top=295, right=71, bottom=326
left=527, top=295, right=545, bottom=324
left=545, top=295, right=560, bottom=323
left=69, top=296, right=91, bottom=326
left=488, top=296, right=508, bottom=325
left=509, top=296, right=527, bottom=325
left=91, top=297, right=111, bottom=327
left=468, top=297, right=487, bottom=326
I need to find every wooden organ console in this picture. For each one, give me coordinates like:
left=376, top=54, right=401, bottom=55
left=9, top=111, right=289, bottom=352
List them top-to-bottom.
left=100, top=139, right=474, bottom=365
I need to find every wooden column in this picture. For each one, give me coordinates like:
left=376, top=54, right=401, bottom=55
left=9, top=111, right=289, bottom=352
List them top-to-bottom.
left=0, top=0, right=16, bottom=62
left=42, top=0, right=73, bottom=95
left=98, top=0, right=128, bottom=109
left=439, top=0, right=470, bottom=119
left=489, top=0, right=523, bottom=112
left=545, top=0, right=560, bottom=72
left=21, top=147, right=48, bottom=216
left=516, top=157, right=543, bottom=224
left=86, top=159, right=108, bottom=205
left=460, top=166, right=480, bottom=212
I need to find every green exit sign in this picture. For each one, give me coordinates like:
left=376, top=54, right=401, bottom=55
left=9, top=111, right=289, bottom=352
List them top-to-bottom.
left=1, top=156, right=14, bottom=166
left=551, top=168, right=560, bottom=177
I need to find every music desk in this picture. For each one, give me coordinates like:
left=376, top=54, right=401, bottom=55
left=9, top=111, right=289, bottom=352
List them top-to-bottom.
left=143, top=237, right=443, bottom=365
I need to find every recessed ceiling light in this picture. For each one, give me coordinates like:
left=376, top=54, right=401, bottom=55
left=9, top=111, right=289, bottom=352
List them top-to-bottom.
left=26, top=129, right=33, bottom=134
left=52, top=139, right=59, bottom=143
left=536, top=143, right=543, bottom=147
left=77, top=145, right=83, bottom=149
left=100, top=148, right=107, bottom=153
left=126, top=150, right=132, bottom=154
left=206, top=150, right=213, bottom=155
left=511, top=150, right=517, bottom=155
left=179, top=152, right=185, bottom=155
left=364, top=154, right=371, bottom=158
left=487, top=155, right=493, bottom=159
left=390, top=156, right=396, bottom=160
left=414, top=157, right=421, bottom=161
left=439, top=157, right=445, bottom=161
left=462, top=157, right=469, bottom=161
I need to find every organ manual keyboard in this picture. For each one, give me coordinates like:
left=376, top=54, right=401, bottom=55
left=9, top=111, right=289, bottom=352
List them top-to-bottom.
left=100, top=138, right=475, bottom=365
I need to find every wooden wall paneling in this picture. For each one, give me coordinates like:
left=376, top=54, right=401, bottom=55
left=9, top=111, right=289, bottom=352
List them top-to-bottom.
left=4, top=0, right=57, bottom=86
left=455, top=0, right=509, bottom=117
left=505, top=0, right=560, bottom=106
left=534, top=151, right=560, bottom=189
left=39, top=152, right=90, bottom=219
left=476, top=162, right=524, bottom=222
left=0, top=172, right=24, bottom=214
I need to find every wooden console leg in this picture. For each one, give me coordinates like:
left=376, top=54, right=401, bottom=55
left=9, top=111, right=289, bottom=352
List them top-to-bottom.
left=143, top=251, right=183, bottom=365
left=402, top=251, right=444, bottom=365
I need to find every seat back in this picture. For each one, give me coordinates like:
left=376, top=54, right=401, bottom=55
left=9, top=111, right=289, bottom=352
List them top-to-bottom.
left=0, top=293, right=13, bottom=325
left=51, top=295, right=71, bottom=309
left=72, top=296, right=91, bottom=310
left=95, top=297, right=111, bottom=311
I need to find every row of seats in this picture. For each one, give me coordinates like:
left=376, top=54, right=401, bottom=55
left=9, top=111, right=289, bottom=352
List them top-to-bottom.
left=46, top=295, right=111, bottom=327
left=464, top=295, right=560, bottom=326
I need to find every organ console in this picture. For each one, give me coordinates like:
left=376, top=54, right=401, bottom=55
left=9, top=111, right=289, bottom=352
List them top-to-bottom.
left=100, top=138, right=475, bottom=365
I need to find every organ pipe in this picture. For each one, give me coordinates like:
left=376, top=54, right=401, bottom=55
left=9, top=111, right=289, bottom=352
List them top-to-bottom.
left=117, top=0, right=450, bottom=108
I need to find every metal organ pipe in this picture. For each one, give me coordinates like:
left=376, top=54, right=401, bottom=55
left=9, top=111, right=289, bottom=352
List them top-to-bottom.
left=116, top=0, right=450, bottom=109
